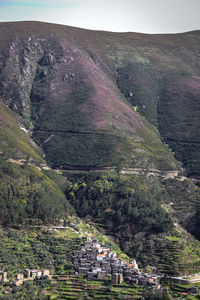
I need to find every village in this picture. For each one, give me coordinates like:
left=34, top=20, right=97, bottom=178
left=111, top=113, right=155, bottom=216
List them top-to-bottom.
left=1, top=236, right=200, bottom=297
left=0, top=237, right=160, bottom=295
left=73, top=238, right=160, bottom=288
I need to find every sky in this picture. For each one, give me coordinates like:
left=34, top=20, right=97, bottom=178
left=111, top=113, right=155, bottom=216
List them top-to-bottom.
left=0, top=0, right=200, bottom=34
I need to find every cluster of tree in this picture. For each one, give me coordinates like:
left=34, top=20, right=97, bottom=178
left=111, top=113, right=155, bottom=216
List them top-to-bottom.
left=0, top=158, right=73, bottom=225
left=66, top=172, right=172, bottom=235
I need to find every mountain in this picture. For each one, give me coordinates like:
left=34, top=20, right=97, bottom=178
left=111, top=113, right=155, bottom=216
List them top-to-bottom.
left=0, top=21, right=200, bottom=274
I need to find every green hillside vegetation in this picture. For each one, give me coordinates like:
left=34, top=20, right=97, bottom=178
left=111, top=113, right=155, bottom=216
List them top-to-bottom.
left=0, top=102, right=73, bottom=224
left=0, top=158, right=73, bottom=225
left=66, top=172, right=172, bottom=234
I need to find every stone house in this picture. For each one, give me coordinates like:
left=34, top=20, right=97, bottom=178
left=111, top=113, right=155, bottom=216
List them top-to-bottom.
left=85, top=241, right=92, bottom=248
left=97, top=254, right=106, bottom=261
left=94, top=261, right=101, bottom=267
left=78, top=267, right=90, bottom=275
left=92, top=267, right=101, bottom=274
left=24, top=268, right=31, bottom=278
left=27, top=269, right=50, bottom=279
left=30, top=269, right=37, bottom=278
left=42, top=269, right=50, bottom=277
left=36, top=270, right=43, bottom=277
left=0, top=271, right=7, bottom=282
left=97, top=271, right=106, bottom=280
left=87, top=272, right=94, bottom=280
left=15, top=273, right=24, bottom=280
left=112, top=273, right=123, bottom=284
left=130, top=278, right=138, bottom=284
left=14, top=279, right=23, bottom=287
left=187, top=287, right=198, bottom=294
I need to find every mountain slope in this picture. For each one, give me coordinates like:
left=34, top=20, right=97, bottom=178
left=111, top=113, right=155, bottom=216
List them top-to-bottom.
left=0, top=21, right=190, bottom=171
left=0, top=22, right=200, bottom=274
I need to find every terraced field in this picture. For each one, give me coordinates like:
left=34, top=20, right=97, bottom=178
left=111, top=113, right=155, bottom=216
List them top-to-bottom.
left=0, top=227, right=84, bottom=276
left=133, top=233, right=200, bottom=276
left=48, top=277, right=144, bottom=299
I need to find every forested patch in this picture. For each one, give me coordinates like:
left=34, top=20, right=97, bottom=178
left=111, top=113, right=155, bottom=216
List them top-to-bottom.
left=0, top=158, right=73, bottom=225
left=66, top=172, right=172, bottom=234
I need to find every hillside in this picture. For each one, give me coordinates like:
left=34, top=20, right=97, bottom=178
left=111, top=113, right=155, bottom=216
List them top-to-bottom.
left=0, top=21, right=200, bottom=276
left=1, top=21, right=198, bottom=171
left=0, top=101, right=73, bottom=224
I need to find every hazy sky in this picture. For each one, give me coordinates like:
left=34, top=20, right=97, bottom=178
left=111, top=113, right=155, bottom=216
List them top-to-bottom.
left=0, top=0, right=200, bottom=33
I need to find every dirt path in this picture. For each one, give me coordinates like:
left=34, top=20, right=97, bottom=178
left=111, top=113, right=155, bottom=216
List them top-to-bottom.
left=7, top=158, right=184, bottom=180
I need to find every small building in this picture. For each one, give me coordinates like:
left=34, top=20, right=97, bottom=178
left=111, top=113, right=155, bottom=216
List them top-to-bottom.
left=85, top=241, right=92, bottom=248
left=92, top=241, right=101, bottom=248
left=74, top=251, right=79, bottom=257
left=110, top=252, right=117, bottom=258
left=91, top=254, right=97, bottom=261
left=97, top=254, right=106, bottom=261
left=130, top=260, right=139, bottom=270
left=74, top=261, right=79, bottom=269
left=94, top=261, right=101, bottom=267
left=112, top=266, right=119, bottom=274
left=78, top=267, right=89, bottom=275
left=91, top=267, right=101, bottom=274
left=24, top=269, right=31, bottom=278
left=30, top=269, right=37, bottom=278
left=42, top=269, right=50, bottom=277
left=36, top=270, right=42, bottom=277
left=0, top=271, right=7, bottom=282
left=97, top=271, right=106, bottom=280
left=87, top=272, right=95, bottom=280
left=15, top=273, right=24, bottom=280
left=112, top=273, right=123, bottom=284
left=57, top=275, right=70, bottom=281
left=138, top=277, right=148, bottom=285
left=130, top=278, right=139, bottom=285
left=14, top=279, right=23, bottom=287
left=148, top=281, right=158, bottom=289
left=187, top=287, right=198, bottom=294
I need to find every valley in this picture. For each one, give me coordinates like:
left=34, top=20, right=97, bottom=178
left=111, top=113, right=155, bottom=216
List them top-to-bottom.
left=0, top=21, right=200, bottom=299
